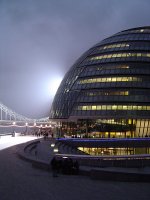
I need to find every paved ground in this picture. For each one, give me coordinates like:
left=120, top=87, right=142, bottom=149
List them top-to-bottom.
left=0, top=136, right=150, bottom=200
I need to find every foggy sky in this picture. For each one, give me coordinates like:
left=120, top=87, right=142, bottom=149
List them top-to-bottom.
left=0, top=0, right=150, bottom=119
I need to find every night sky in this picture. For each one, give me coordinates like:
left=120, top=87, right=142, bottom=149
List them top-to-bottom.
left=0, top=0, right=150, bottom=119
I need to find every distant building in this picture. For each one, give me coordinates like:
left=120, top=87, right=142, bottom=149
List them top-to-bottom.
left=50, top=27, right=150, bottom=155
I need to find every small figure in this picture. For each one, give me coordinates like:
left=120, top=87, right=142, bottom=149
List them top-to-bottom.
left=12, top=131, right=16, bottom=137
left=50, top=157, right=59, bottom=177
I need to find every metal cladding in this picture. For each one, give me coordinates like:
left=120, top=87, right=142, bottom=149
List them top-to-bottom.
left=50, top=27, right=150, bottom=120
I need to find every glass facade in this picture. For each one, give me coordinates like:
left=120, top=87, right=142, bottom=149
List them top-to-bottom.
left=50, top=26, right=150, bottom=140
left=78, top=147, right=150, bottom=156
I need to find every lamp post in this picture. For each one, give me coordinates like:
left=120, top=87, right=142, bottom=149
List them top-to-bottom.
left=12, top=121, right=16, bottom=137
left=25, top=122, right=28, bottom=135
left=33, top=122, right=36, bottom=136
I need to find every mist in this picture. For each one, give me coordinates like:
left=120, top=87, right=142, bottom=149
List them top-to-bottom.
left=0, top=0, right=150, bottom=118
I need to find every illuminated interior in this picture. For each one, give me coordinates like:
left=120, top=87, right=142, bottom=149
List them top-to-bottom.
left=98, top=43, right=130, bottom=50
left=89, top=52, right=150, bottom=61
left=86, top=65, right=130, bottom=71
left=78, top=76, right=141, bottom=84
left=85, top=90, right=129, bottom=96
left=77, top=105, right=150, bottom=111
left=78, top=147, right=150, bottom=156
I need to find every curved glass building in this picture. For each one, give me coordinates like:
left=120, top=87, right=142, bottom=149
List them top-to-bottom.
left=50, top=26, right=150, bottom=140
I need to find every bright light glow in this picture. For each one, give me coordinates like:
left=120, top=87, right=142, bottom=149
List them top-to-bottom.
left=49, top=76, right=62, bottom=96
left=51, top=143, right=55, bottom=147
left=53, top=148, right=59, bottom=152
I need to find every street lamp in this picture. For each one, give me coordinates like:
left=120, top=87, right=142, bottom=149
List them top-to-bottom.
left=12, top=121, right=16, bottom=137
left=25, top=122, right=28, bottom=135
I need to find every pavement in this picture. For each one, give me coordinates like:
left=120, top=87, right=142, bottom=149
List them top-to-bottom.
left=0, top=136, right=150, bottom=200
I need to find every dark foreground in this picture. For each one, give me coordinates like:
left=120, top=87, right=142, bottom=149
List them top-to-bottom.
left=0, top=143, right=150, bottom=200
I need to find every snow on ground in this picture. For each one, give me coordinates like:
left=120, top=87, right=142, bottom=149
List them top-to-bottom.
left=0, top=135, right=37, bottom=150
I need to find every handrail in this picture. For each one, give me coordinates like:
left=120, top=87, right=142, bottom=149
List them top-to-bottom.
left=0, top=133, right=13, bottom=137
left=55, top=153, right=150, bottom=160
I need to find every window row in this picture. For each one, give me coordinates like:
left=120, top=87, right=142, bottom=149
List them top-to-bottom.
left=117, top=29, right=150, bottom=35
left=99, top=34, right=150, bottom=46
left=92, top=42, right=150, bottom=54
left=98, top=43, right=130, bottom=50
left=88, top=52, right=150, bottom=61
left=84, top=65, right=129, bottom=71
left=80, top=67, right=150, bottom=78
left=78, top=77, right=141, bottom=84
left=81, top=90, right=150, bottom=96
left=84, top=91, right=129, bottom=96
left=78, top=95, right=150, bottom=103
left=77, top=105, right=150, bottom=111
left=95, top=118, right=136, bottom=125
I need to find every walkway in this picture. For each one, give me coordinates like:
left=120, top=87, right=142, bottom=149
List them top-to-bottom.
left=0, top=136, right=150, bottom=200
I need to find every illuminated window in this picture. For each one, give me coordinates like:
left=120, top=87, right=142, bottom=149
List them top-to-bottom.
left=98, top=43, right=130, bottom=50
left=89, top=52, right=150, bottom=61
left=137, top=53, right=142, bottom=57
left=107, top=54, right=112, bottom=58
left=78, top=77, right=141, bottom=84
left=107, top=77, right=112, bottom=82
left=111, top=77, right=117, bottom=82
left=85, top=90, right=129, bottom=96
left=77, top=105, right=150, bottom=111
left=87, top=105, right=91, bottom=110
left=92, top=105, right=97, bottom=110
left=97, top=105, right=101, bottom=110
left=102, top=105, right=107, bottom=110
left=107, top=105, right=112, bottom=110
left=112, top=105, right=117, bottom=110
left=118, top=105, right=123, bottom=110
left=123, top=105, right=128, bottom=110
left=82, top=106, right=87, bottom=110
left=128, top=106, right=132, bottom=110
left=133, top=106, right=137, bottom=110
left=137, top=106, right=142, bottom=110
left=142, top=106, right=147, bottom=110
left=147, top=107, right=150, bottom=110
left=128, top=119, right=132, bottom=124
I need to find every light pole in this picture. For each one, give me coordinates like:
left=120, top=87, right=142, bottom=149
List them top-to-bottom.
left=12, top=121, right=16, bottom=137
left=25, top=122, right=28, bottom=135
left=33, top=122, right=36, bottom=136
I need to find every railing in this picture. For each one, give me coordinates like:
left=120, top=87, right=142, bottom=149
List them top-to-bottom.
left=55, top=153, right=150, bottom=168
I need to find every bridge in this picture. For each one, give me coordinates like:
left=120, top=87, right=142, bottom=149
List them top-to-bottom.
left=0, top=101, right=54, bottom=129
